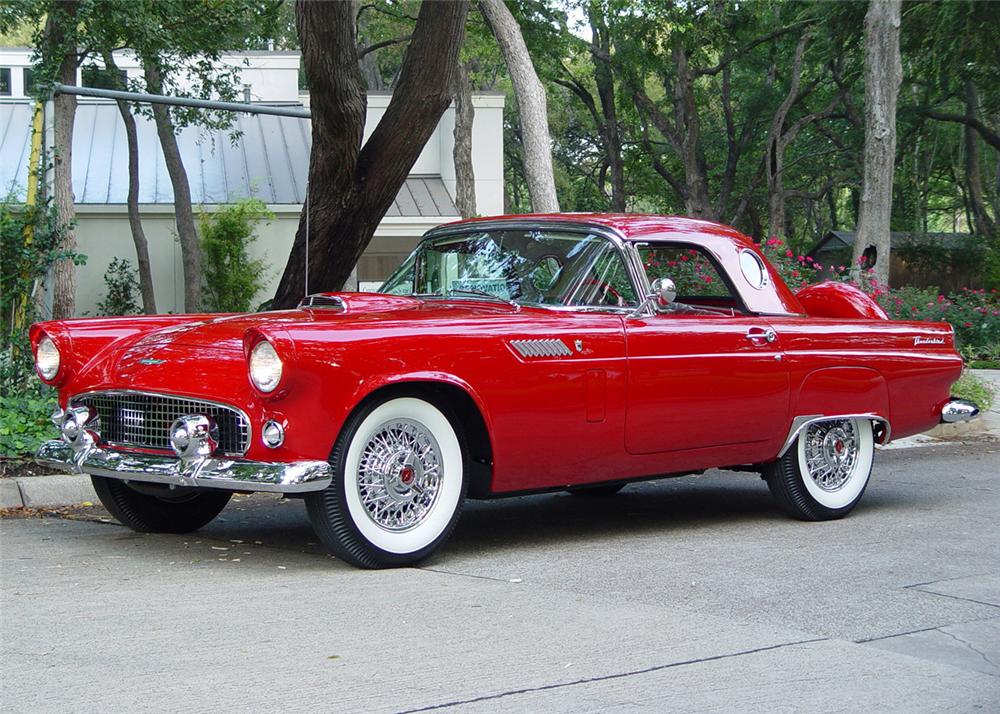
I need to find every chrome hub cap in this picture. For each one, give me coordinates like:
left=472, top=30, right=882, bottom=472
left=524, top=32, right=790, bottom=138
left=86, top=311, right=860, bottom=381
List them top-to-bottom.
left=357, top=418, right=442, bottom=531
left=803, top=420, right=858, bottom=492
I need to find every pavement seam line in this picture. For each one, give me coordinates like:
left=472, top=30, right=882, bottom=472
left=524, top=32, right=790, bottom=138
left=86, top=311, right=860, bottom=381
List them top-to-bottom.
left=906, top=587, right=1000, bottom=611
left=396, top=637, right=829, bottom=713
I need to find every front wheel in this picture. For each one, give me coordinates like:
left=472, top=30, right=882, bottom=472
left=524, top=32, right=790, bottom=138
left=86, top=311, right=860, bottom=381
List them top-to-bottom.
left=306, top=396, right=467, bottom=569
left=764, top=417, right=875, bottom=520
left=91, top=476, right=231, bottom=533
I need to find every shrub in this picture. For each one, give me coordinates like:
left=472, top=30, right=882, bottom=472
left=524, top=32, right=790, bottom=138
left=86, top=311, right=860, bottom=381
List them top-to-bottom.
left=1, top=196, right=71, bottom=459
left=200, top=199, right=273, bottom=312
left=758, top=236, right=1000, bottom=362
left=95, top=258, right=142, bottom=316
left=0, top=365, right=55, bottom=457
left=952, top=371, right=996, bottom=412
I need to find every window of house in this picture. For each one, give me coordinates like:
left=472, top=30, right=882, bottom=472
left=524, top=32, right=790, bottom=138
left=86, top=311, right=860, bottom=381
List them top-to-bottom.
left=0, top=68, right=11, bottom=96
left=23, top=68, right=35, bottom=96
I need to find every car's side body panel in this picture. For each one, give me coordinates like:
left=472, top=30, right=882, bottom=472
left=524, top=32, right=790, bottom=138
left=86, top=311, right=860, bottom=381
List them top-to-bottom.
left=32, top=214, right=966, bottom=499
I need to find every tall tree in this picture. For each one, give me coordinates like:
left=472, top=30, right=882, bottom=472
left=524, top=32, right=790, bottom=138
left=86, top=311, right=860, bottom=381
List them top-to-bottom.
left=271, top=0, right=469, bottom=308
left=480, top=0, right=559, bottom=213
left=852, top=0, right=902, bottom=284
left=44, top=2, right=79, bottom=319
left=100, top=52, right=156, bottom=313
left=452, top=58, right=477, bottom=218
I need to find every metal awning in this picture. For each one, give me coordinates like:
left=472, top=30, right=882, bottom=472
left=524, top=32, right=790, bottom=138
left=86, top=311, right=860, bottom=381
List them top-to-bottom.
left=0, top=100, right=458, bottom=216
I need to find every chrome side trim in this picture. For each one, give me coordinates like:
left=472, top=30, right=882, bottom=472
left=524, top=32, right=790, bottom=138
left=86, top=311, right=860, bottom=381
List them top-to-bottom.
left=509, top=338, right=573, bottom=358
left=941, top=398, right=980, bottom=423
left=778, top=414, right=891, bottom=457
left=36, top=439, right=331, bottom=494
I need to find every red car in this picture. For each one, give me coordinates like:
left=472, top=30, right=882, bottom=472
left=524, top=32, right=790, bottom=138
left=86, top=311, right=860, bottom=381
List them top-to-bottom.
left=33, top=214, right=978, bottom=568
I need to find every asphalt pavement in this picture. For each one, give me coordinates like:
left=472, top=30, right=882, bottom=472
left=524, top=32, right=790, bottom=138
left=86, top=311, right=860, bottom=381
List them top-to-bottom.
left=2, top=438, right=998, bottom=712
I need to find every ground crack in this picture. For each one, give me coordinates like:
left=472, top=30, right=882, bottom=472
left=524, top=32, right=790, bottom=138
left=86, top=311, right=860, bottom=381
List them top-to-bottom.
left=938, top=629, right=998, bottom=671
left=397, top=637, right=828, bottom=713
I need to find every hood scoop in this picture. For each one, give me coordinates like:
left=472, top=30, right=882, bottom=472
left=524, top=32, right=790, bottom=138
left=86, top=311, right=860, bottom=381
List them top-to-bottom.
left=298, top=292, right=421, bottom=314
left=298, top=294, right=346, bottom=311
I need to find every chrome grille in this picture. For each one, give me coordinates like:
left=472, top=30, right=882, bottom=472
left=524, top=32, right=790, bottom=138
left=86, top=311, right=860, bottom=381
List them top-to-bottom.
left=75, top=392, right=250, bottom=456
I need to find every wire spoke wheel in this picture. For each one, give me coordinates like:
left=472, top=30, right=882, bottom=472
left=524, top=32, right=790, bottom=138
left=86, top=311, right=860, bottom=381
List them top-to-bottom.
left=306, top=396, right=467, bottom=568
left=765, top=417, right=875, bottom=520
left=357, top=418, right=442, bottom=532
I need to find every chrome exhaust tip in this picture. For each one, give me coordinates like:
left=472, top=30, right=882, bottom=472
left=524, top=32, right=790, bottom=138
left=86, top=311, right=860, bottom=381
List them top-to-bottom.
left=941, top=398, right=980, bottom=424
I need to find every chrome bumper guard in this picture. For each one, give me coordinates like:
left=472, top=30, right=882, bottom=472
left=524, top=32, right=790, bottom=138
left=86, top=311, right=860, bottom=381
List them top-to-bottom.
left=940, top=398, right=980, bottom=424
left=36, top=439, right=332, bottom=494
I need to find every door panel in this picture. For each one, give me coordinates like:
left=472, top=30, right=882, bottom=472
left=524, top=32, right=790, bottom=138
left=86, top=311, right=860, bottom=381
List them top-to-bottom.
left=625, top=315, right=789, bottom=455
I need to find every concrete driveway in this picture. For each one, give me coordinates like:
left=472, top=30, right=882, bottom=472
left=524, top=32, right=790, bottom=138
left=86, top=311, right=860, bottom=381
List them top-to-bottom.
left=2, top=439, right=998, bottom=712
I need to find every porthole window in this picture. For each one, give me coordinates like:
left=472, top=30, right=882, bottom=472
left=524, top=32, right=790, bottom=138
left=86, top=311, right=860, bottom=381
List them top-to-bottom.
left=739, top=249, right=768, bottom=289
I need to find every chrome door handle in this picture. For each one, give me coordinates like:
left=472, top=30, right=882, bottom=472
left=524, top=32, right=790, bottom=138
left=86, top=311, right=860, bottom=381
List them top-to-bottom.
left=746, top=327, right=777, bottom=344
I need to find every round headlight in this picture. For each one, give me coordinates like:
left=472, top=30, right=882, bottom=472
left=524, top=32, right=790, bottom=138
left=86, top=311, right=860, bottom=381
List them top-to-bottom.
left=36, top=335, right=60, bottom=380
left=249, top=340, right=283, bottom=393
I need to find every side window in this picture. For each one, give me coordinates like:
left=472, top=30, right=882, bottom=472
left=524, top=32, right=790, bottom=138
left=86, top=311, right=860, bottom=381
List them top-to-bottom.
left=638, top=244, right=738, bottom=304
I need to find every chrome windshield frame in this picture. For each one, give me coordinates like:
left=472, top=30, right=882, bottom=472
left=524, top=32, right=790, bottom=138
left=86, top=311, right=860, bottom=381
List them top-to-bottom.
left=392, top=220, right=648, bottom=313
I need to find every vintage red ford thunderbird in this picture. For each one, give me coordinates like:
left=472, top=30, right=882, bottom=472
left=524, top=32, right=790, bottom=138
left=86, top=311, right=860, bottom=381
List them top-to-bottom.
left=33, top=214, right=978, bottom=568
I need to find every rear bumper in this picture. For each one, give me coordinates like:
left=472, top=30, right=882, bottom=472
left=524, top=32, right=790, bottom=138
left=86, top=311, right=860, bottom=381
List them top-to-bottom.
left=940, top=398, right=980, bottom=424
left=36, top=439, right=332, bottom=494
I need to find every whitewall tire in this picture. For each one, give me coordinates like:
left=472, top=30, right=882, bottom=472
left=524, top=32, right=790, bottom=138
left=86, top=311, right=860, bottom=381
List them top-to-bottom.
left=306, top=396, right=467, bottom=568
left=765, top=417, right=875, bottom=520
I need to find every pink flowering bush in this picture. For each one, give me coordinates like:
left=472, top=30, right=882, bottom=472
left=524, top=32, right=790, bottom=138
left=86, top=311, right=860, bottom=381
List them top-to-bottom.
left=758, top=236, right=1000, bottom=360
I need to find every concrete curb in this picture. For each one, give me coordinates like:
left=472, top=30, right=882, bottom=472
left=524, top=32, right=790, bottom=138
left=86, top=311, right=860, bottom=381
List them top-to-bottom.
left=0, top=473, right=97, bottom=510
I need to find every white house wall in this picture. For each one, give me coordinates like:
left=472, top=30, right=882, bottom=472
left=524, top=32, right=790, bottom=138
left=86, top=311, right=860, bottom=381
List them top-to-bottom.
left=73, top=206, right=449, bottom=315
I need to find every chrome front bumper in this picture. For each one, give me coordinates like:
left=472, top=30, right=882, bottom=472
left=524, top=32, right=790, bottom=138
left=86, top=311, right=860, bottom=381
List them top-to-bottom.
left=940, top=398, right=980, bottom=424
left=36, top=439, right=332, bottom=494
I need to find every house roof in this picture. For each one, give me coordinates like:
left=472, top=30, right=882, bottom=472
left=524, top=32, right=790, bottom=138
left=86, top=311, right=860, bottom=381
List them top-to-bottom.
left=0, top=100, right=457, bottom=216
left=808, top=230, right=973, bottom=256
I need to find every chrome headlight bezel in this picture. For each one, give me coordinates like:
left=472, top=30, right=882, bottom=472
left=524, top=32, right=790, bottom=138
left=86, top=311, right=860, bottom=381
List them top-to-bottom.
left=36, top=335, right=61, bottom=380
left=249, top=340, right=283, bottom=393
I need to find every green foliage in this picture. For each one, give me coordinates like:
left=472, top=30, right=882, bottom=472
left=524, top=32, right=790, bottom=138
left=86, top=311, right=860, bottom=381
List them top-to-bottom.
left=1, top=195, right=79, bottom=348
left=0, top=196, right=72, bottom=458
left=200, top=199, right=273, bottom=313
left=95, top=258, right=141, bottom=316
left=0, top=350, right=55, bottom=458
left=951, top=371, right=996, bottom=412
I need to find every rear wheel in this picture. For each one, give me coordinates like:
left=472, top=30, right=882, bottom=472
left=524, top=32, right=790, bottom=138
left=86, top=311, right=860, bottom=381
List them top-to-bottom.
left=306, top=396, right=467, bottom=569
left=765, top=417, right=875, bottom=520
left=91, top=476, right=231, bottom=533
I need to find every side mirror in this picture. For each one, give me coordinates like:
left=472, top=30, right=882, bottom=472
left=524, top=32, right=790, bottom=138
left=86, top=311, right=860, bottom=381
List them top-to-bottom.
left=650, top=277, right=676, bottom=311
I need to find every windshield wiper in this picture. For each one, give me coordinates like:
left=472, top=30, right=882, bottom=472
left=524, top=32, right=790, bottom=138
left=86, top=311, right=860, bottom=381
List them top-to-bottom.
left=416, top=289, right=520, bottom=309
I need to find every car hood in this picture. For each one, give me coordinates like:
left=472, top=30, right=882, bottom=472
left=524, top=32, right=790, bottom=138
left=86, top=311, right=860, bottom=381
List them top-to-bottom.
left=70, top=293, right=523, bottom=398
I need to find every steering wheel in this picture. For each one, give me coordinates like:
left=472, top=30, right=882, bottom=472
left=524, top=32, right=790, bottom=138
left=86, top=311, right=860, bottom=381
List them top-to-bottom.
left=580, top=278, right=624, bottom=306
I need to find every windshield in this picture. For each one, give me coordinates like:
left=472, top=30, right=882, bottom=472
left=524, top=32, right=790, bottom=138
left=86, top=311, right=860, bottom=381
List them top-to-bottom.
left=380, top=229, right=638, bottom=308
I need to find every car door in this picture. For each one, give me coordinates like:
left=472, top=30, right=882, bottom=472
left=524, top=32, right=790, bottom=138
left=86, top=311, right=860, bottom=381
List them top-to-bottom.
left=624, top=243, right=789, bottom=455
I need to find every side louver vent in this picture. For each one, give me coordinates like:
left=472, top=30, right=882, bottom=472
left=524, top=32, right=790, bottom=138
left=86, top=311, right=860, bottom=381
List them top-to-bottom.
left=510, top=339, right=573, bottom=358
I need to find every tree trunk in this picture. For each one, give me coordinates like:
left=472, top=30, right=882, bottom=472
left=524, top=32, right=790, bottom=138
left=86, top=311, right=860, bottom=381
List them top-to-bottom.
left=272, top=0, right=469, bottom=308
left=479, top=0, right=559, bottom=213
left=852, top=0, right=902, bottom=286
left=46, top=5, right=79, bottom=320
left=589, top=11, right=624, bottom=211
left=765, top=35, right=809, bottom=240
left=671, top=41, right=713, bottom=220
left=103, top=52, right=156, bottom=314
left=143, top=59, right=201, bottom=312
left=452, top=60, right=477, bottom=218
left=963, top=80, right=996, bottom=238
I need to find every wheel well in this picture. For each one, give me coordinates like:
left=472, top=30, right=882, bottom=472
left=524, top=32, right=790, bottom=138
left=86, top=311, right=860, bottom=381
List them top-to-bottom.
left=348, top=382, right=494, bottom=498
